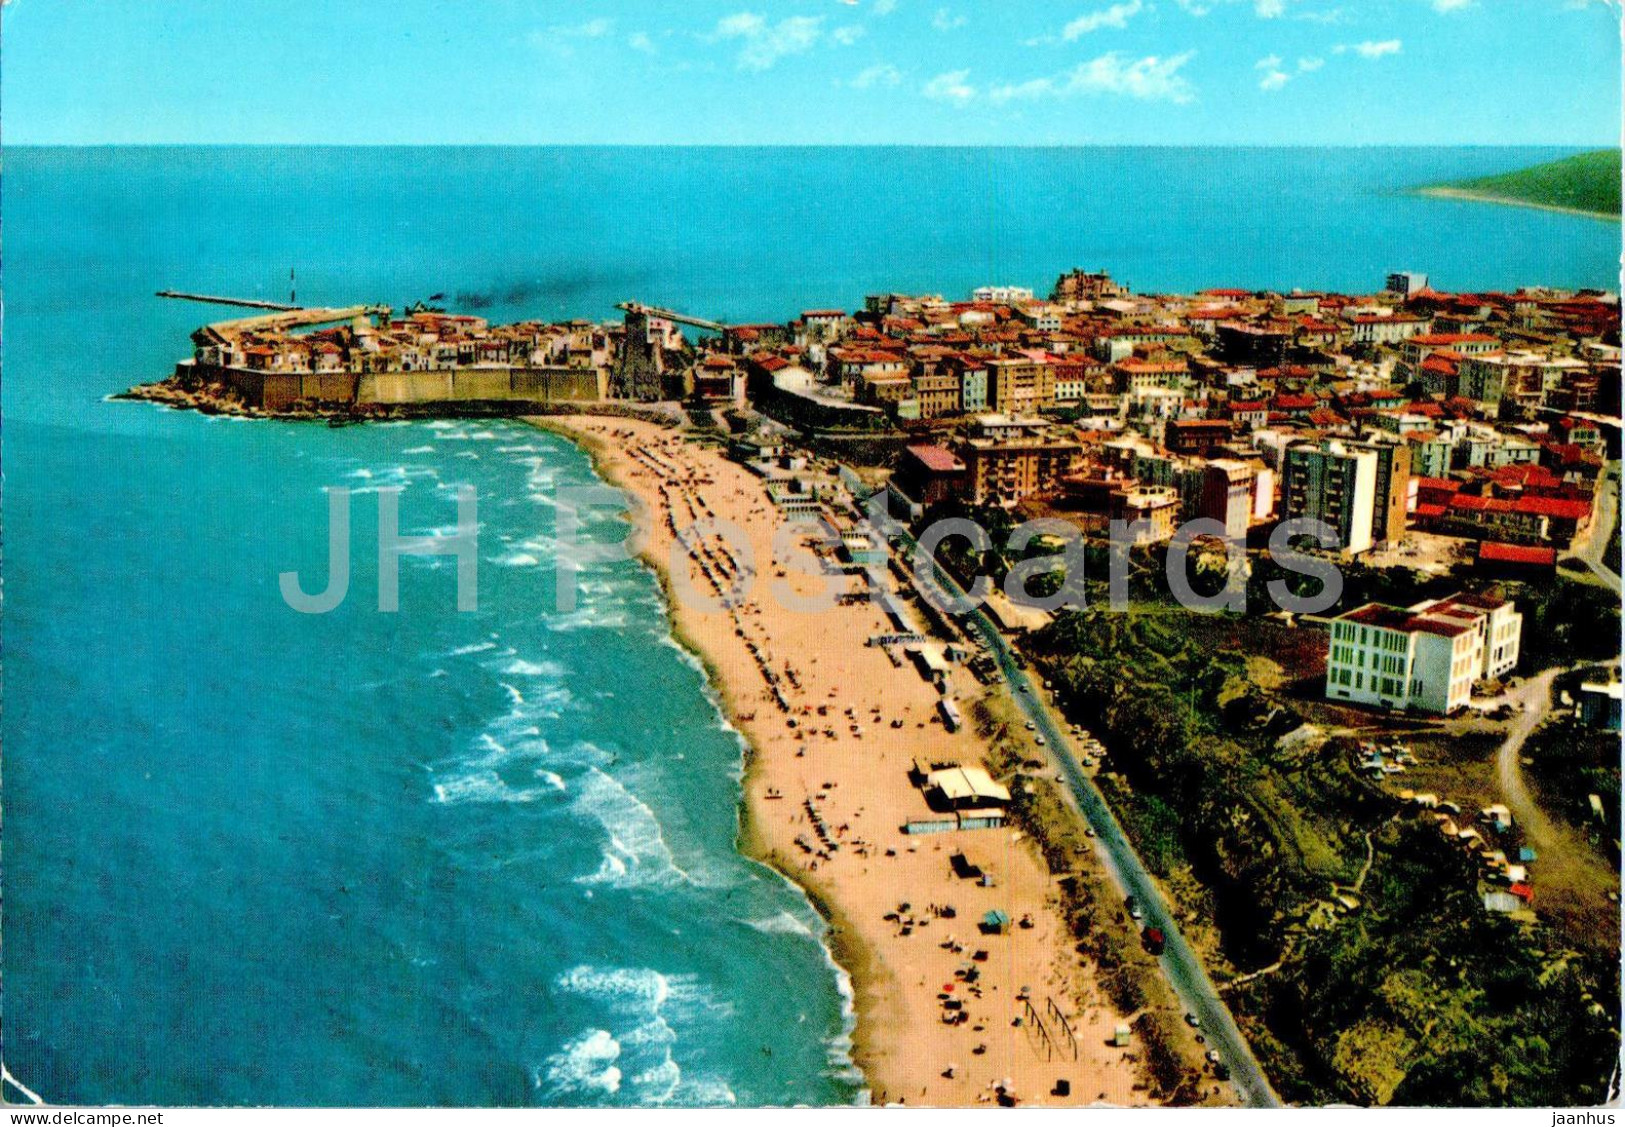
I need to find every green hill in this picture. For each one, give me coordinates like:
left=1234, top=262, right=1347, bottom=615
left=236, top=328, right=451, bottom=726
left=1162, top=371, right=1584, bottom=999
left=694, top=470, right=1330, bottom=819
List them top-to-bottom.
left=1429, top=149, right=1621, bottom=218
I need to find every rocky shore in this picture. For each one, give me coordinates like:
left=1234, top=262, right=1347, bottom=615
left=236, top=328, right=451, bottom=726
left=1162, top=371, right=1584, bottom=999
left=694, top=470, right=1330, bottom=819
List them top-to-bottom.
left=117, top=375, right=681, bottom=426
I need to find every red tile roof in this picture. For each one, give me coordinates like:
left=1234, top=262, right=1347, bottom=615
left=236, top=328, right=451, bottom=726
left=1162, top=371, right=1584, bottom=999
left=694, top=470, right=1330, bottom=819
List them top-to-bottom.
left=1412, top=333, right=1498, bottom=345
left=1273, top=394, right=1317, bottom=410
left=905, top=444, right=965, bottom=473
left=1515, top=495, right=1592, bottom=521
left=1478, top=542, right=1558, bottom=566
left=1341, top=603, right=1471, bottom=638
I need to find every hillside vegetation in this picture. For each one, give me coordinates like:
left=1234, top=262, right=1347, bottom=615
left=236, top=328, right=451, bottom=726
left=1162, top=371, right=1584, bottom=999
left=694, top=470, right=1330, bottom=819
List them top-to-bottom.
left=1433, top=150, right=1621, bottom=218
left=1023, top=604, right=1620, bottom=1105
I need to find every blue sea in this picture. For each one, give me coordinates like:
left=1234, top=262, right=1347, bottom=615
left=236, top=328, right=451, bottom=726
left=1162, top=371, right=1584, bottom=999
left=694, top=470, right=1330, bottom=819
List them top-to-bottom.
left=2, top=146, right=1616, bottom=1107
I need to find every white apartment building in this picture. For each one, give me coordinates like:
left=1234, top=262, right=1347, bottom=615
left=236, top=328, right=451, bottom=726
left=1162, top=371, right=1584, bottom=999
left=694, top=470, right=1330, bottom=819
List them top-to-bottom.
left=973, top=284, right=1035, bottom=304
left=1326, top=592, right=1522, bottom=715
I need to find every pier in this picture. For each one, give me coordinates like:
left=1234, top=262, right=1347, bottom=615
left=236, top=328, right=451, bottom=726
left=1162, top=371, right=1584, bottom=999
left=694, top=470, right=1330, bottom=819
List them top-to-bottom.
left=156, top=290, right=302, bottom=312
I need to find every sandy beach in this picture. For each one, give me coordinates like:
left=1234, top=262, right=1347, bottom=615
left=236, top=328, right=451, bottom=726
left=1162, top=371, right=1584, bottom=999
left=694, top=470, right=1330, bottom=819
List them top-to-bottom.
left=1416, top=186, right=1620, bottom=222
left=530, top=414, right=1156, bottom=1107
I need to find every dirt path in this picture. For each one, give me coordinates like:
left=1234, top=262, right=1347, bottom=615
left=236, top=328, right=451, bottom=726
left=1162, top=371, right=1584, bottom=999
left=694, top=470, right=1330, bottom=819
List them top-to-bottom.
left=1495, top=669, right=1619, bottom=946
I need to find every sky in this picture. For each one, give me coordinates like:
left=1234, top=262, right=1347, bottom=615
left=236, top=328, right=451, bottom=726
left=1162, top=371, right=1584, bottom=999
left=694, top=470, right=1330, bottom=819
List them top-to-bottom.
left=4, top=0, right=1621, bottom=145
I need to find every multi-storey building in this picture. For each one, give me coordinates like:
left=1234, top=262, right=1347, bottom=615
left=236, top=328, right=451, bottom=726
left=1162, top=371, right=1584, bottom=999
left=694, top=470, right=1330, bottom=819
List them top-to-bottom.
left=973, top=284, right=1035, bottom=304
left=1347, top=313, right=1430, bottom=346
left=985, top=358, right=1056, bottom=414
left=911, top=370, right=962, bottom=418
left=959, top=415, right=1081, bottom=506
left=1350, top=438, right=1412, bottom=547
left=1281, top=439, right=1379, bottom=554
left=1200, top=459, right=1257, bottom=541
left=1109, top=486, right=1179, bottom=542
left=1326, top=593, right=1522, bottom=714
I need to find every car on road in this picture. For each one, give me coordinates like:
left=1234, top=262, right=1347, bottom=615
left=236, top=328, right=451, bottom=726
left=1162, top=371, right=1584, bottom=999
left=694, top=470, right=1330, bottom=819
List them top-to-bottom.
left=1024, top=721, right=1036, bottom=730
left=1034, top=735, right=1045, bottom=746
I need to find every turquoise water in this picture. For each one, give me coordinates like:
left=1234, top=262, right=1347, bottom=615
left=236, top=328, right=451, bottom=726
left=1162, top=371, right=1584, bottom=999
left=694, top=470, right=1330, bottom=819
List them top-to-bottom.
left=2, top=146, right=1616, bottom=1107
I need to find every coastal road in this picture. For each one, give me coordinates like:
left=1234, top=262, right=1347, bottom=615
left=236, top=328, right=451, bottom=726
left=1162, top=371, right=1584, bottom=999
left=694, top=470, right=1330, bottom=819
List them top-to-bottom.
left=1567, top=462, right=1621, bottom=595
left=889, top=529, right=1283, bottom=1109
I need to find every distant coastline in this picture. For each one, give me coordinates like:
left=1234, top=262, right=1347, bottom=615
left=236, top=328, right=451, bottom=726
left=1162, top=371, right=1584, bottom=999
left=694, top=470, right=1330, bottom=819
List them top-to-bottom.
left=1417, top=149, right=1621, bottom=223
left=1417, top=185, right=1621, bottom=223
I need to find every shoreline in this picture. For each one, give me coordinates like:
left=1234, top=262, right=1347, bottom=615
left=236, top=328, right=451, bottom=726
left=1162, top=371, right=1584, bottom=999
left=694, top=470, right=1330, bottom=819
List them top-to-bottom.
left=1416, top=186, right=1620, bottom=222
left=527, top=413, right=1156, bottom=1108
left=526, top=415, right=876, bottom=1101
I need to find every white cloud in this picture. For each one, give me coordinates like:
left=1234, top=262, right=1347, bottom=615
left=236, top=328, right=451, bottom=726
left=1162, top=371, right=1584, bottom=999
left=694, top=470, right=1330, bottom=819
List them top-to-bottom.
left=873, top=0, right=898, bottom=13
left=1060, top=0, right=1144, bottom=38
left=1168, top=0, right=1349, bottom=19
left=1432, top=0, right=1474, bottom=10
left=932, top=7, right=967, bottom=30
left=715, top=12, right=825, bottom=70
left=716, top=12, right=766, bottom=37
left=556, top=17, right=614, bottom=38
left=530, top=18, right=615, bottom=58
left=832, top=23, right=867, bottom=44
left=627, top=31, right=657, bottom=54
left=1336, top=38, right=1402, bottom=57
left=989, top=50, right=1197, bottom=105
left=1255, top=52, right=1323, bottom=91
left=1255, top=53, right=1290, bottom=89
left=849, top=62, right=904, bottom=87
left=923, top=69, right=978, bottom=105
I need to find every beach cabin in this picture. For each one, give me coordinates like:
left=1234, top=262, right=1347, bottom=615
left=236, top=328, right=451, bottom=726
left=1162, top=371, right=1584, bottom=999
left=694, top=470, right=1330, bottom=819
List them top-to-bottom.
left=766, top=481, right=822, bottom=521
left=840, top=531, right=887, bottom=569
left=906, top=643, right=952, bottom=686
left=926, top=766, right=1012, bottom=811
left=980, top=910, right=1011, bottom=935
left=1113, top=1024, right=1132, bottom=1048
